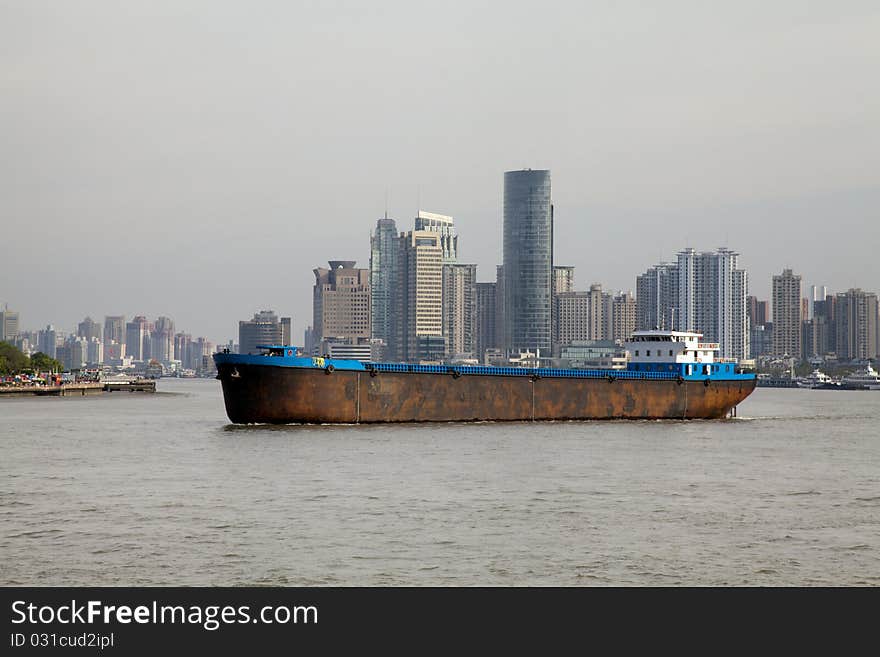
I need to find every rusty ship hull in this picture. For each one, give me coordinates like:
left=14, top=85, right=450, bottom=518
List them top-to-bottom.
left=214, top=359, right=756, bottom=424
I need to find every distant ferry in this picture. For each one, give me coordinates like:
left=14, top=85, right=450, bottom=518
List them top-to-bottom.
left=213, top=330, right=756, bottom=424
left=841, top=364, right=880, bottom=390
left=797, top=369, right=838, bottom=389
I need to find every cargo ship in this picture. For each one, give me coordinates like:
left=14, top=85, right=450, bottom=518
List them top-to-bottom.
left=213, top=330, right=756, bottom=424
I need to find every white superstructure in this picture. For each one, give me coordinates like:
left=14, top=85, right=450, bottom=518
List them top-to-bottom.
left=624, top=330, right=732, bottom=377
left=842, top=364, right=880, bottom=390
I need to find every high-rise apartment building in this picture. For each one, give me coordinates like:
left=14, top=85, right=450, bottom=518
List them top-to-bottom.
left=502, top=169, right=552, bottom=354
left=414, top=211, right=457, bottom=263
left=370, top=216, right=399, bottom=348
left=393, top=230, right=444, bottom=362
left=677, top=248, right=749, bottom=360
left=312, top=261, right=371, bottom=353
left=442, top=263, right=476, bottom=358
left=635, top=263, right=679, bottom=331
left=551, top=265, right=575, bottom=351
left=552, top=266, right=575, bottom=296
left=771, top=269, right=803, bottom=359
left=474, top=282, right=497, bottom=363
left=834, top=289, right=878, bottom=361
left=554, top=291, right=591, bottom=346
left=610, top=292, right=636, bottom=344
left=812, top=295, right=836, bottom=357
left=747, top=296, right=769, bottom=328
left=0, top=306, right=20, bottom=343
left=239, top=310, right=284, bottom=355
left=77, top=316, right=101, bottom=342
left=103, top=316, right=126, bottom=356
left=125, top=316, right=148, bottom=361
left=151, top=316, right=175, bottom=363
left=38, top=325, right=58, bottom=358
left=86, top=337, right=103, bottom=365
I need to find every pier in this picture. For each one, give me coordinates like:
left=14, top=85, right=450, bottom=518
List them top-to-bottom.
left=0, top=379, right=156, bottom=397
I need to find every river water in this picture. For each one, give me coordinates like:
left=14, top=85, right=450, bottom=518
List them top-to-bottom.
left=1, top=379, right=878, bottom=586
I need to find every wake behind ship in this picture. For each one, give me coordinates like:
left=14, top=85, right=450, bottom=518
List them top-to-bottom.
left=213, top=330, right=756, bottom=424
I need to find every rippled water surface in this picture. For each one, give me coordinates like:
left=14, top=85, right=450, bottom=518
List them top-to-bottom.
left=2, top=379, right=879, bottom=586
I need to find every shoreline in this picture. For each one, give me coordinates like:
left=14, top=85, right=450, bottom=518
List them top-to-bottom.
left=0, top=380, right=156, bottom=397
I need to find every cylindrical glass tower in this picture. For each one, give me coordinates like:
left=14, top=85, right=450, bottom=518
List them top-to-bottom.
left=502, top=169, right=552, bottom=354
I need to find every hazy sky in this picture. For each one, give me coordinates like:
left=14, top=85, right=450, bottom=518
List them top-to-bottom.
left=2, top=0, right=878, bottom=343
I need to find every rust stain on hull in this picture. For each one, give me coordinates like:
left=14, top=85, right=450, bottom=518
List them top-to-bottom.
left=217, top=364, right=756, bottom=424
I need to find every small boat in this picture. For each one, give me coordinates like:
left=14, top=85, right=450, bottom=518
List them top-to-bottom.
left=796, top=369, right=837, bottom=389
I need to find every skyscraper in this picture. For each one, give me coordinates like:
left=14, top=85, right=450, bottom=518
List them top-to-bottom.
left=502, top=169, right=552, bottom=354
left=414, top=211, right=457, bottom=263
left=370, top=216, right=399, bottom=348
left=394, top=230, right=444, bottom=362
left=677, top=248, right=749, bottom=360
left=312, top=261, right=371, bottom=350
left=442, top=263, right=476, bottom=358
left=636, top=263, right=679, bottom=331
left=771, top=268, right=803, bottom=359
left=474, top=282, right=497, bottom=363
left=835, top=289, right=879, bottom=361
left=610, top=292, right=636, bottom=344
left=747, top=296, right=769, bottom=327
left=0, top=306, right=20, bottom=343
left=239, top=310, right=283, bottom=355
left=77, top=316, right=101, bottom=342
left=103, top=316, right=126, bottom=355
left=126, top=316, right=148, bottom=361
left=152, top=316, right=175, bottom=363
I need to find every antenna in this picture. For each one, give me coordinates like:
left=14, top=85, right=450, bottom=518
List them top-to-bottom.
left=384, top=187, right=388, bottom=220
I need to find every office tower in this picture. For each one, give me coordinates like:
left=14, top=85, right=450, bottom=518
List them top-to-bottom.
left=502, top=169, right=552, bottom=354
left=414, top=211, right=457, bottom=263
left=370, top=216, right=399, bottom=350
left=394, top=230, right=444, bottom=362
left=677, top=247, right=749, bottom=360
left=313, top=261, right=371, bottom=349
left=442, top=263, right=476, bottom=358
left=636, top=263, right=679, bottom=331
left=495, top=265, right=505, bottom=351
left=552, top=266, right=575, bottom=351
left=553, top=266, right=575, bottom=296
left=772, top=269, right=803, bottom=359
left=474, top=282, right=497, bottom=363
left=835, top=289, right=879, bottom=360
left=554, top=291, right=591, bottom=346
left=610, top=292, right=636, bottom=344
left=812, top=294, right=836, bottom=356
left=747, top=296, right=769, bottom=328
left=0, top=306, right=20, bottom=343
left=238, top=310, right=283, bottom=355
left=76, top=316, right=101, bottom=342
left=103, top=316, right=126, bottom=352
left=126, top=316, right=148, bottom=361
left=151, top=316, right=175, bottom=363
left=281, top=317, right=292, bottom=346
left=802, top=319, right=817, bottom=360
left=38, top=325, right=58, bottom=358
left=303, top=326, right=315, bottom=356
left=174, top=333, right=192, bottom=365
left=68, top=337, right=88, bottom=370
left=87, top=337, right=103, bottom=365
left=193, top=338, right=214, bottom=374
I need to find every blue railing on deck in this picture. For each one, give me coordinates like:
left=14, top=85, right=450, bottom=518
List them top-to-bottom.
left=364, top=362, right=676, bottom=380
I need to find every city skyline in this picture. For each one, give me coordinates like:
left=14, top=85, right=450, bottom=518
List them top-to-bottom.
left=3, top=2, right=878, bottom=344
left=2, top=226, right=876, bottom=352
